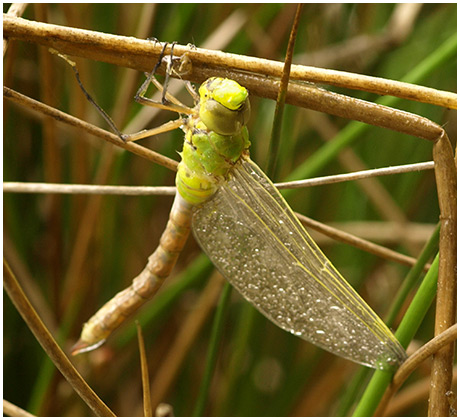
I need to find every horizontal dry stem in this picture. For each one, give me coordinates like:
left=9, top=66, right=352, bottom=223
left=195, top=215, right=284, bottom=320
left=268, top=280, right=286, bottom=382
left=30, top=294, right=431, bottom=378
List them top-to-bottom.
left=3, top=15, right=451, bottom=142
left=3, top=15, right=456, bottom=109
left=3, top=161, right=435, bottom=196
left=277, top=161, right=434, bottom=189
left=3, top=182, right=177, bottom=196
left=4, top=183, right=431, bottom=270
left=296, top=213, right=431, bottom=271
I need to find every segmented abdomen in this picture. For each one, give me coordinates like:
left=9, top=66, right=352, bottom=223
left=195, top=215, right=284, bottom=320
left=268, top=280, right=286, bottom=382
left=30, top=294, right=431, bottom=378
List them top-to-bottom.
left=72, top=193, right=194, bottom=354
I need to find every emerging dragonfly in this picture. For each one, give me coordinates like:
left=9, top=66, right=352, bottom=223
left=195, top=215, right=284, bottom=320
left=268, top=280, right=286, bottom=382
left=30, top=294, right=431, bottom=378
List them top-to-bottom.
left=72, top=51, right=407, bottom=370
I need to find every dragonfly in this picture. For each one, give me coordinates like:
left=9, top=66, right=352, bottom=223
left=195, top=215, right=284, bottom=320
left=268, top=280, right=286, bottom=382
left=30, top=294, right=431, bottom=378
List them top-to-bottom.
left=71, top=54, right=407, bottom=370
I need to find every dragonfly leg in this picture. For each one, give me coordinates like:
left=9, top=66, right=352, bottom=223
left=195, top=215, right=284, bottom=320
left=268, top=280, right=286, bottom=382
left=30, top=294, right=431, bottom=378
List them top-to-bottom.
left=53, top=41, right=194, bottom=144
left=160, top=41, right=178, bottom=104
left=133, top=42, right=195, bottom=116
left=159, top=42, right=195, bottom=103
left=121, top=44, right=198, bottom=142
left=49, top=49, right=126, bottom=141
left=122, top=118, right=184, bottom=143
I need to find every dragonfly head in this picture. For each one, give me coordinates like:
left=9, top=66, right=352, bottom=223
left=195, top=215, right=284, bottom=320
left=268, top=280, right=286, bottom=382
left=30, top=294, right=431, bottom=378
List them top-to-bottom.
left=198, top=77, right=250, bottom=136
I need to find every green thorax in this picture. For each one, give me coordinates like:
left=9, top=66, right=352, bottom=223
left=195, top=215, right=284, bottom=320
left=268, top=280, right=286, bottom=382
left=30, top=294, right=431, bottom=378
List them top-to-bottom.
left=176, top=77, right=251, bottom=205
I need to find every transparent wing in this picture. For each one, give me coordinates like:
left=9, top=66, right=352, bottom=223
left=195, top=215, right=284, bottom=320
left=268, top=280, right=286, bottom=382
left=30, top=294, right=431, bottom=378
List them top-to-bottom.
left=192, top=159, right=407, bottom=370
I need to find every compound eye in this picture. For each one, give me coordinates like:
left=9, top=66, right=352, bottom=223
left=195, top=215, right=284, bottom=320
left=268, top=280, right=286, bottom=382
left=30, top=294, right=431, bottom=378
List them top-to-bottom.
left=199, top=78, right=250, bottom=135
left=200, top=97, right=250, bottom=135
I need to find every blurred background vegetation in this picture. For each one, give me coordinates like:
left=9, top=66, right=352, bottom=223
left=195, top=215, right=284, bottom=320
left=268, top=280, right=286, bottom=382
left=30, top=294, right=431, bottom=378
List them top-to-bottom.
left=3, top=3, right=456, bottom=416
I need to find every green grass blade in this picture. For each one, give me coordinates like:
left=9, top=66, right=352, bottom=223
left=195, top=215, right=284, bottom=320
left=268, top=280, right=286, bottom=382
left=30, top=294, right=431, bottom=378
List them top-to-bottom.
left=282, top=33, right=456, bottom=192
left=385, top=223, right=440, bottom=326
left=336, top=225, right=440, bottom=415
left=353, top=254, right=439, bottom=416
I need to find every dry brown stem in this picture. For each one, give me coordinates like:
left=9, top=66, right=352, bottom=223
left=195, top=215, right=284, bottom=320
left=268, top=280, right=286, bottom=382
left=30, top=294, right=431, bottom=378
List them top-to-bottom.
left=3, top=14, right=456, bottom=110
left=3, top=14, right=455, bottom=144
left=3, top=86, right=178, bottom=171
left=429, top=132, right=457, bottom=416
left=3, top=259, right=116, bottom=417
left=375, top=324, right=457, bottom=416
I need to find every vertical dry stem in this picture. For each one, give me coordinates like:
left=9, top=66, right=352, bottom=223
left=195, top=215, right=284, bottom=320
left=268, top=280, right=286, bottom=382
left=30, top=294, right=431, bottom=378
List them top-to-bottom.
left=429, top=131, right=457, bottom=416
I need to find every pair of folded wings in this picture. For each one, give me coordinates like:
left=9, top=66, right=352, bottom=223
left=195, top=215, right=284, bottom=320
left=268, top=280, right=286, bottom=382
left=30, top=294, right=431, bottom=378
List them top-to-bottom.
left=192, top=158, right=406, bottom=370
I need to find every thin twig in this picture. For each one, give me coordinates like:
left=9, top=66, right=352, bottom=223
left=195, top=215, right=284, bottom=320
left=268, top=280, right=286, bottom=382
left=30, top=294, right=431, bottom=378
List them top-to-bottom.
left=3, top=86, right=179, bottom=171
left=277, top=161, right=435, bottom=189
left=3, top=162, right=435, bottom=196
left=3, top=182, right=176, bottom=196
left=296, top=213, right=431, bottom=271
